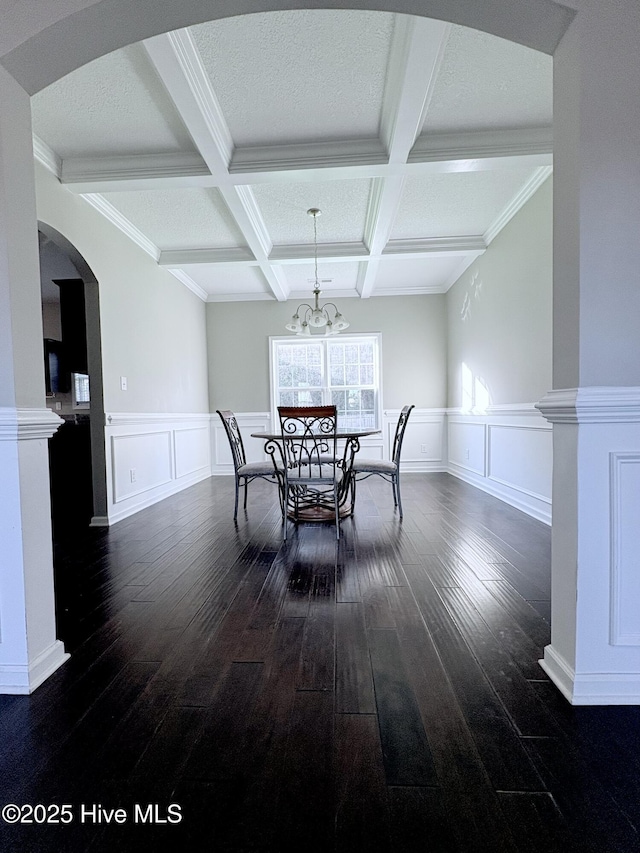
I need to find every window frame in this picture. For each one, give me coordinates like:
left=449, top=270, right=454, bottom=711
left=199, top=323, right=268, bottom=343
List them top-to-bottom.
left=269, top=333, right=383, bottom=431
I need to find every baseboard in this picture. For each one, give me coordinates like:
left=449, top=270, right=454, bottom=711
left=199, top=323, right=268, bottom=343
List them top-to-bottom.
left=448, top=462, right=551, bottom=524
left=108, top=467, right=211, bottom=525
left=90, top=515, right=109, bottom=527
left=0, top=640, right=69, bottom=694
left=540, top=644, right=640, bottom=705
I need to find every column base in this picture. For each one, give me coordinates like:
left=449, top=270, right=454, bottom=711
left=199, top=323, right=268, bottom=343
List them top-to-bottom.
left=0, top=640, right=69, bottom=695
left=540, top=644, right=640, bottom=705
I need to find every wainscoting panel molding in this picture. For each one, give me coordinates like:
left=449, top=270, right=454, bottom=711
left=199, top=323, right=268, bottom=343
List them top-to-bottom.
left=447, top=406, right=552, bottom=524
left=211, top=409, right=447, bottom=475
left=105, top=413, right=211, bottom=524
left=609, top=452, right=640, bottom=646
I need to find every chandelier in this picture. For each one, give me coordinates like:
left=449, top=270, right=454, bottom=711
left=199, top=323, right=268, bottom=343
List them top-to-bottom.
left=285, top=208, right=350, bottom=336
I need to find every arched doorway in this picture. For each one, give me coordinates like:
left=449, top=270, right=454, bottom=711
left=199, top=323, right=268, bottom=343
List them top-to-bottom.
left=1, top=0, right=639, bottom=702
left=38, top=222, right=108, bottom=537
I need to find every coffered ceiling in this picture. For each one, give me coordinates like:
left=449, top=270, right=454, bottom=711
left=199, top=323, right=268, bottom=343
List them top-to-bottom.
left=31, top=10, right=552, bottom=303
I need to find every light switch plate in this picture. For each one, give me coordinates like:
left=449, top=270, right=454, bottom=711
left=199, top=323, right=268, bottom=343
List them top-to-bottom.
left=120, top=376, right=128, bottom=391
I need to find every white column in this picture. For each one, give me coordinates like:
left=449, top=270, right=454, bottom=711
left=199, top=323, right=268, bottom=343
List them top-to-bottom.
left=537, top=0, right=640, bottom=704
left=0, top=65, right=68, bottom=693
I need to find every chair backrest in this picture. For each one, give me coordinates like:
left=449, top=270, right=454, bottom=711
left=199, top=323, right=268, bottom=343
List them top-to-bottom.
left=277, top=405, right=337, bottom=477
left=391, top=405, right=415, bottom=465
left=216, top=409, right=246, bottom=472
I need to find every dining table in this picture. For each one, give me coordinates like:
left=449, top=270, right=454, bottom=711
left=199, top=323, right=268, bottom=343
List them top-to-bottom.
left=251, top=426, right=381, bottom=521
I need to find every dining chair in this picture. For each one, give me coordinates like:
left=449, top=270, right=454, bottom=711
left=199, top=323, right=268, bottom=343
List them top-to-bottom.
left=352, top=404, right=415, bottom=519
left=276, top=405, right=342, bottom=540
left=216, top=409, right=280, bottom=520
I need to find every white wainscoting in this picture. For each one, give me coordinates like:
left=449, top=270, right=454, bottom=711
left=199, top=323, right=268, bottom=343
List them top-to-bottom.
left=447, top=404, right=552, bottom=524
left=206, top=406, right=551, bottom=523
left=210, top=409, right=447, bottom=475
left=104, top=413, right=212, bottom=524
left=609, top=451, right=640, bottom=646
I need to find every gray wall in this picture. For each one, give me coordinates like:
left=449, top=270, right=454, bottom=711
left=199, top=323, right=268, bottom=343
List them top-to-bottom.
left=36, top=162, right=210, bottom=414
left=447, top=177, right=552, bottom=408
left=207, top=294, right=447, bottom=412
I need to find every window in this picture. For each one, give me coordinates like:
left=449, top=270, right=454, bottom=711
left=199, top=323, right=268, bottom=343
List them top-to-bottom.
left=270, top=334, right=381, bottom=429
left=72, top=372, right=90, bottom=408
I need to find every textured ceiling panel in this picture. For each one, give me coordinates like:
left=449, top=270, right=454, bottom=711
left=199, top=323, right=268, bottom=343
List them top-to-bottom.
left=190, top=11, right=394, bottom=147
left=422, top=26, right=552, bottom=134
left=31, top=44, right=195, bottom=158
left=391, top=169, right=535, bottom=239
left=253, top=179, right=372, bottom=245
left=102, top=188, right=246, bottom=250
left=374, top=256, right=463, bottom=292
left=285, top=261, right=360, bottom=294
left=182, top=265, right=269, bottom=296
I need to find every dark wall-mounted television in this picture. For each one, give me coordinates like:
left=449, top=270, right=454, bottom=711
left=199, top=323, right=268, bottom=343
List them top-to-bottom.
left=44, top=338, right=70, bottom=395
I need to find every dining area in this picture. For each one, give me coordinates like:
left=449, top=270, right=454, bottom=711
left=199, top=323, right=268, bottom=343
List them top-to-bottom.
left=216, top=404, right=415, bottom=539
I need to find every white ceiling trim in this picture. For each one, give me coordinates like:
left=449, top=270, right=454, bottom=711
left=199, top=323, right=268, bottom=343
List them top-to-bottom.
left=359, top=17, right=451, bottom=298
left=380, top=17, right=451, bottom=163
left=148, top=30, right=234, bottom=169
left=143, top=31, right=288, bottom=301
left=56, top=127, right=553, bottom=194
left=410, top=127, right=553, bottom=162
left=33, top=135, right=62, bottom=178
left=230, top=139, right=387, bottom=173
left=61, top=152, right=211, bottom=193
left=483, top=165, right=553, bottom=245
left=80, top=194, right=159, bottom=260
left=383, top=236, right=486, bottom=257
left=270, top=242, right=369, bottom=264
left=159, top=247, right=258, bottom=267
left=167, top=269, right=208, bottom=301
left=207, top=292, right=274, bottom=303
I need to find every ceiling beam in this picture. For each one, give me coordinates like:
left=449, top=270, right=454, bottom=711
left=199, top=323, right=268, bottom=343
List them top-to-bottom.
left=359, top=17, right=451, bottom=298
left=142, top=30, right=289, bottom=301
left=57, top=128, right=553, bottom=193
left=158, top=236, right=485, bottom=269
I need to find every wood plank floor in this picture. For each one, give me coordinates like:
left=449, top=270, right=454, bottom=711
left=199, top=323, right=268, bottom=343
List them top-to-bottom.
left=1, top=473, right=639, bottom=852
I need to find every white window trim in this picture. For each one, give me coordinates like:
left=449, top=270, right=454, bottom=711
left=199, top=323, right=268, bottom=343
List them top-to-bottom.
left=268, top=333, right=384, bottom=431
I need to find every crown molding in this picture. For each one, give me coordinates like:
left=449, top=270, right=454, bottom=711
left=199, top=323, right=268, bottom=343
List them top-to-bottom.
left=410, top=127, right=553, bottom=164
left=32, top=135, right=62, bottom=178
left=230, top=139, right=386, bottom=174
left=61, top=152, right=211, bottom=193
left=484, top=165, right=553, bottom=245
left=80, top=194, right=159, bottom=260
left=383, top=236, right=486, bottom=257
left=270, top=241, right=369, bottom=264
left=160, top=247, right=257, bottom=267
left=167, top=269, right=208, bottom=301
left=372, top=284, right=447, bottom=296
left=206, top=292, right=274, bottom=303
left=536, top=387, right=640, bottom=424
left=0, top=407, right=63, bottom=440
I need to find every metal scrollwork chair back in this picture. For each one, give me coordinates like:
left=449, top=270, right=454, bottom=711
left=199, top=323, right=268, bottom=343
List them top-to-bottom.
left=352, top=404, right=414, bottom=519
left=275, top=405, right=342, bottom=540
left=216, top=409, right=279, bottom=520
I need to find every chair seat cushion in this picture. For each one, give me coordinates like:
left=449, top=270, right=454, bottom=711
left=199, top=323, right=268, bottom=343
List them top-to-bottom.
left=353, top=458, right=397, bottom=474
left=238, top=461, right=279, bottom=477
left=286, top=465, right=342, bottom=485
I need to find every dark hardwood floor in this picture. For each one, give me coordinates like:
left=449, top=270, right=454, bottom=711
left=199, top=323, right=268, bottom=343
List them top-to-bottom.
left=1, top=473, right=639, bottom=852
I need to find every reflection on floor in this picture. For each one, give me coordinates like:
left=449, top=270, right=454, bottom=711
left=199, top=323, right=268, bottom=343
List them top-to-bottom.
left=1, top=473, right=639, bottom=852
